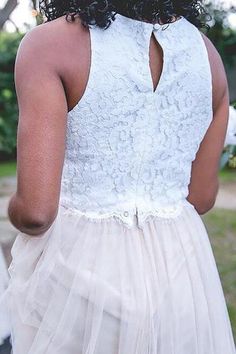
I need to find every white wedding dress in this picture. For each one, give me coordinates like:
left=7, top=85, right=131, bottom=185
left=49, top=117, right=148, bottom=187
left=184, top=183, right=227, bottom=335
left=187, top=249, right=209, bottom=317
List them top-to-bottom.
left=4, top=13, right=236, bottom=354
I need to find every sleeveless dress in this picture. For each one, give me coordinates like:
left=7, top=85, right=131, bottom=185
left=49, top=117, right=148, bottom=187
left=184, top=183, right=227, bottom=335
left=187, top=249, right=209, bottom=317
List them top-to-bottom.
left=5, top=13, right=236, bottom=354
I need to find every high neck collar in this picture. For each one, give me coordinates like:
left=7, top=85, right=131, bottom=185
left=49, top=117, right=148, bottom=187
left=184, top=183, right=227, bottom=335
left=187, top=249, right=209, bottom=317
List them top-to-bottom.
left=115, top=13, right=184, bottom=30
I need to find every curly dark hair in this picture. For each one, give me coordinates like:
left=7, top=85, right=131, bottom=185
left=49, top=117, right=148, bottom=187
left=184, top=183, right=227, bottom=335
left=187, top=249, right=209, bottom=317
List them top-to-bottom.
left=39, top=0, right=210, bottom=30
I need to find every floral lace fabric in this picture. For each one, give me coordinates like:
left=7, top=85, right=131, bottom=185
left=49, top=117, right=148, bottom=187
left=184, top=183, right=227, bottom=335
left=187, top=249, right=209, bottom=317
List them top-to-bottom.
left=59, top=14, right=213, bottom=228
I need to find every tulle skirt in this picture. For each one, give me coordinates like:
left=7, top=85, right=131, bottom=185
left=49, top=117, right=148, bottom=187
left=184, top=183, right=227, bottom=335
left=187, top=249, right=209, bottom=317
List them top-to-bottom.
left=5, top=201, right=236, bottom=354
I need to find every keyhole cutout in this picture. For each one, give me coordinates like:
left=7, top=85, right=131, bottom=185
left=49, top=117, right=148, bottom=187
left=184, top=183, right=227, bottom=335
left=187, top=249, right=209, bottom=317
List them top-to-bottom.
left=149, top=32, right=164, bottom=93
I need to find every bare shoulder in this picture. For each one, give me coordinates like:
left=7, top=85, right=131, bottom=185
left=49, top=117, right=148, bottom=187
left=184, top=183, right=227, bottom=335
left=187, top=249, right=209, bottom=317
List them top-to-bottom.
left=15, top=15, right=86, bottom=72
left=200, top=31, right=229, bottom=112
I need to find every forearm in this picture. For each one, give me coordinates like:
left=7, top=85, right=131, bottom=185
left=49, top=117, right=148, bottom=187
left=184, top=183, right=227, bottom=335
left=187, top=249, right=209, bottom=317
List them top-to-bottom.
left=8, top=193, right=56, bottom=236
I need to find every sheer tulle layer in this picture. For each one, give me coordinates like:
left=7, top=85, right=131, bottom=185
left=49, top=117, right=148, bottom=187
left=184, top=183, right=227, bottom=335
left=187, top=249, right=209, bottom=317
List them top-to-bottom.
left=6, top=203, right=236, bottom=354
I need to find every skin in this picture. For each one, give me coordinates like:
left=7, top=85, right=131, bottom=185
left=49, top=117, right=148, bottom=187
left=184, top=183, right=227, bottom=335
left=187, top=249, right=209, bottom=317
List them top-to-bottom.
left=8, top=14, right=229, bottom=236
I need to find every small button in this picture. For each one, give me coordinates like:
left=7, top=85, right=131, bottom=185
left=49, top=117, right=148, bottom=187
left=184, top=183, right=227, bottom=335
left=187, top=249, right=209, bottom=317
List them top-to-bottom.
left=153, top=23, right=161, bottom=30
left=123, top=211, right=129, bottom=217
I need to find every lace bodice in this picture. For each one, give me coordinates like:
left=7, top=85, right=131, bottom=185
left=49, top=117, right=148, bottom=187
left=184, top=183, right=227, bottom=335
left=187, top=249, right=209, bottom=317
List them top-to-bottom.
left=59, top=14, right=213, bottom=228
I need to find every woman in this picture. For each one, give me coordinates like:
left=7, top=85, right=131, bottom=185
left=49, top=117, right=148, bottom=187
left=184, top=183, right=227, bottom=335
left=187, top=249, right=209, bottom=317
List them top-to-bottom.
left=5, top=0, right=236, bottom=353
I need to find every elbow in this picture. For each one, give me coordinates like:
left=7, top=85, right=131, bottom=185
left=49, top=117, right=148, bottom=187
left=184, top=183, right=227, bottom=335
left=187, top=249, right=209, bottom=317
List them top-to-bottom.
left=187, top=190, right=218, bottom=215
left=8, top=194, right=57, bottom=236
left=194, top=198, right=216, bottom=215
left=9, top=210, right=57, bottom=236
left=18, top=216, right=53, bottom=235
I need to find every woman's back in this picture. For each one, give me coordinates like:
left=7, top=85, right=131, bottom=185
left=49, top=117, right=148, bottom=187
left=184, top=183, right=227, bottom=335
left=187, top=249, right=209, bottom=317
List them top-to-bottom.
left=59, top=14, right=212, bottom=228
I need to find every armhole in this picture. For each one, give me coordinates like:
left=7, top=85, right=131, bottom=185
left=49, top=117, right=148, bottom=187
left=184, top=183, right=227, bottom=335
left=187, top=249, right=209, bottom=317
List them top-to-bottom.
left=68, top=25, right=96, bottom=114
left=197, top=30, right=214, bottom=118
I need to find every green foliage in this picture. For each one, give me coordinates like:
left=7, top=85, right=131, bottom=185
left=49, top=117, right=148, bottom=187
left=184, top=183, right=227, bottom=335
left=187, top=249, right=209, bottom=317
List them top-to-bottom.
left=203, top=3, right=236, bottom=69
left=0, top=31, right=24, bottom=155
left=221, top=145, right=236, bottom=170
left=0, top=160, right=16, bottom=177
left=219, top=167, right=236, bottom=183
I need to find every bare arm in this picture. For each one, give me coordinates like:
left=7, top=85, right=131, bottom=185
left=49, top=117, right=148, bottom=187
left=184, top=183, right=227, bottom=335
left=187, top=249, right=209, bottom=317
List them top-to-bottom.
left=8, top=25, right=68, bottom=236
left=187, top=32, right=230, bottom=214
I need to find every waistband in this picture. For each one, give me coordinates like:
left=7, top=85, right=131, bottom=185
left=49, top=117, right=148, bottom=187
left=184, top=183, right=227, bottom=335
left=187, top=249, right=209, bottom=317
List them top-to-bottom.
left=59, top=199, right=195, bottom=230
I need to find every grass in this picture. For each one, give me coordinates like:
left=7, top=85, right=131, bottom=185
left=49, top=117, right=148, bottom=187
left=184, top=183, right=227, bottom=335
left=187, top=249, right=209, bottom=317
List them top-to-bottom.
left=0, top=161, right=16, bottom=177
left=219, top=167, right=236, bottom=184
left=202, top=209, right=236, bottom=341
